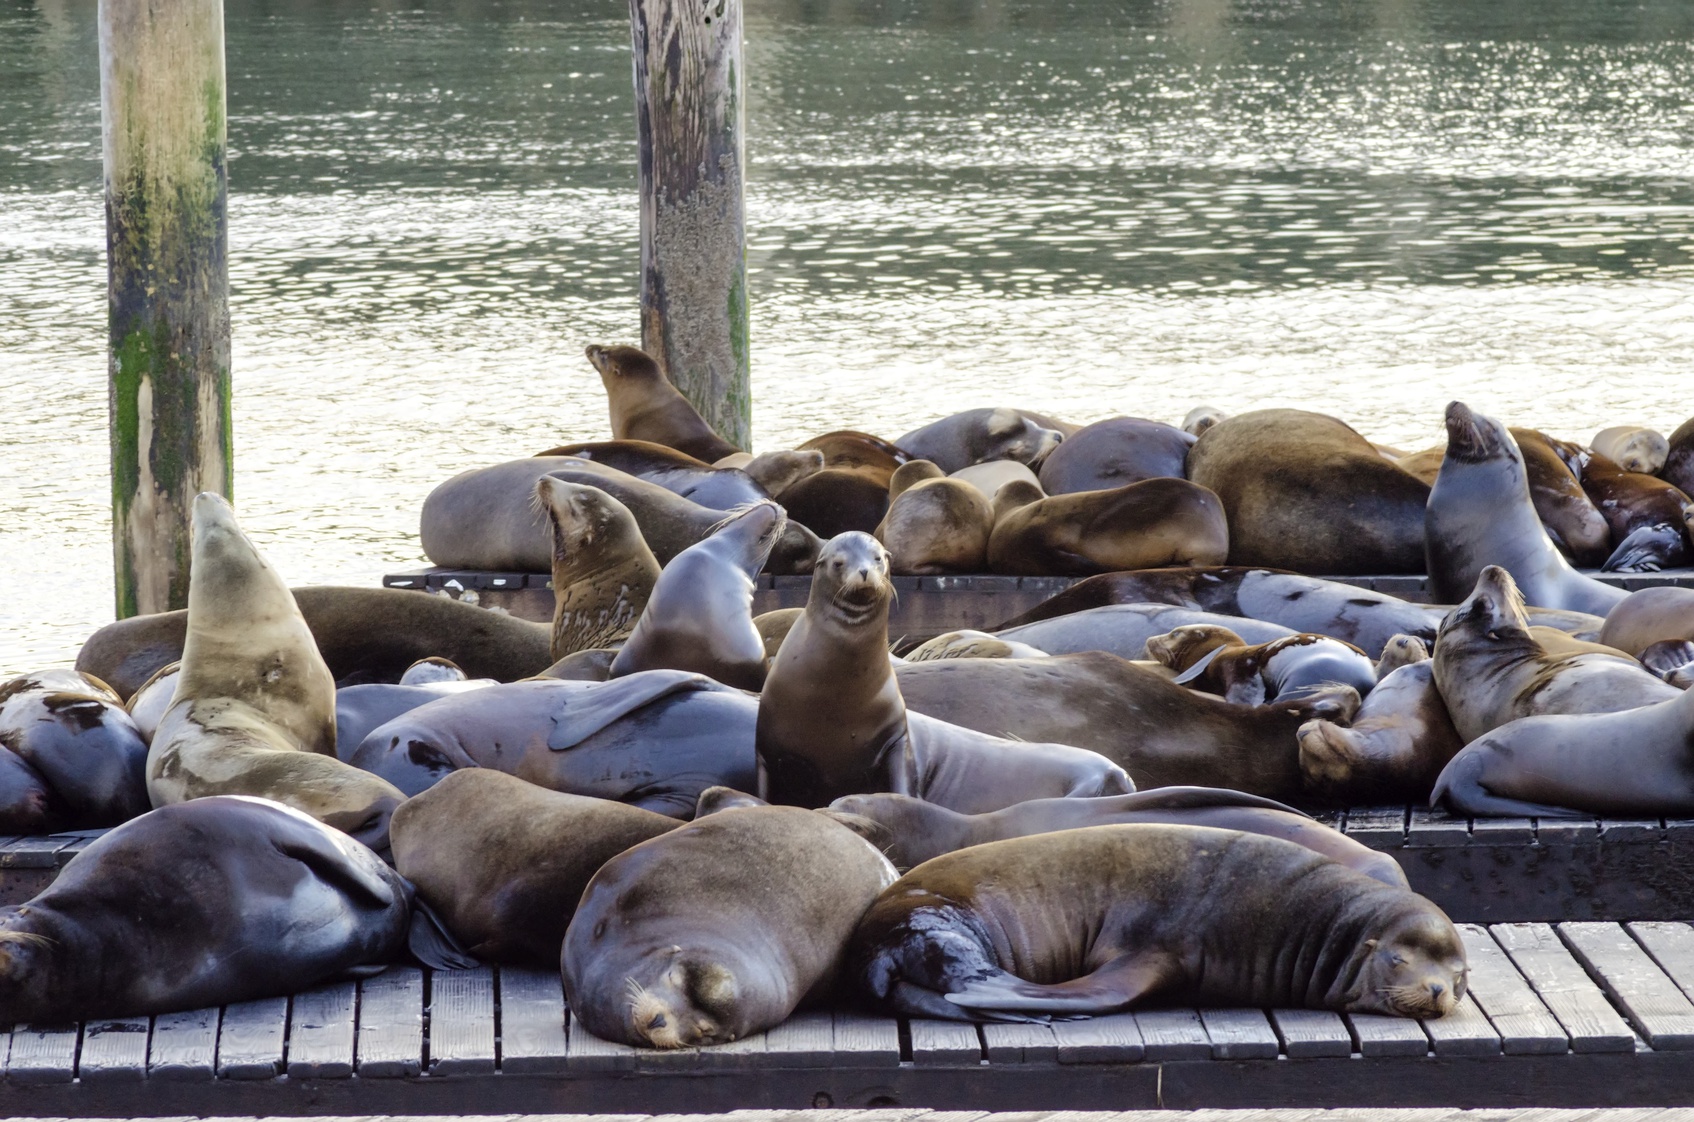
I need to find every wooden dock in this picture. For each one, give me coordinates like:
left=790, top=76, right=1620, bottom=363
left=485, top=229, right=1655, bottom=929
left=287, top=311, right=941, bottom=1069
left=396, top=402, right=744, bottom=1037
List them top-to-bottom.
left=5, top=922, right=1694, bottom=1112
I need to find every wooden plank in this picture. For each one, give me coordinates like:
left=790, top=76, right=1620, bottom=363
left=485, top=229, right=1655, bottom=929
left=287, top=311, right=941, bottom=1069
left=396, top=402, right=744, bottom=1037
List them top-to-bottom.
left=1343, top=806, right=1406, bottom=848
left=1406, top=807, right=1470, bottom=846
left=1469, top=817, right=1534, bottom=845
left=1535, top=817, right=1600, bottom=844
left=1600, top=818, right=1663, bottom=843
left=0, top=836, right=74, bottom=868
left=1457, top=922, right=1568, bottom=1054
left=1492, top=922, right=1635, bottom=1052
left=1561, top=922, right=1694, bottom=1050
left=1631, top=922, right=1694, bottom=1006
left=356, top=966, right=423, bottom=1078
left=428, top=966, right=496, bottom=1075
left=498, top=967, right=569, bottom=1075
left=286, top=980, right=356, bottom=1079
left=1420, top=991, right=1501, bottom=1056
left=215, top=996, right=287, bottom=1080
left=147, top=1006, right=217, bottom=1081
left=1197, top=1008, right=1279, bottom=1059
left=1133, top=1009, right=1210, bottom=1060
left=1269, top=1009, right=1352, bottom=1058
left=763, top=1011, right=834, bottom=1067
left=1344, top=1011, right=1429, bottom=1057
left=1052, top=1012, right=1143, bottom=1064
left=564, top=1013, right=641, bottom=1073
left=831, top=1013, right=901, bottom=1068
left=76, top=1016, right=149, bottom=1082
left=908, top=1018, right=981, bottom=1065
left=980, top=1020, right=1057, bottom=1064
left=5, top=1024, right=78, bottom=1084
left=694, top=1030, right=768, bottom=1070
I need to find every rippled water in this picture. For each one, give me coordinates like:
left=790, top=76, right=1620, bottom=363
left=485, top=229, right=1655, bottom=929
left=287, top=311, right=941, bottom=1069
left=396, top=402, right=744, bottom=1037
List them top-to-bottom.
left=5, top=0, right=1694, bottom=669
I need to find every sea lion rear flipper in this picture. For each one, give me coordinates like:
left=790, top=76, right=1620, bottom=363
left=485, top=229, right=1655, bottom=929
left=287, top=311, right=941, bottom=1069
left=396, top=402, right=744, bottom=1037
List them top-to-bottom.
left=1602, top=523, right=1680, bottom=574
left=1431, top=759, right=1592, bottom=819
left=406, top=895, right=483, bottom=971
left=944, top=952, right=1176, bottom=1017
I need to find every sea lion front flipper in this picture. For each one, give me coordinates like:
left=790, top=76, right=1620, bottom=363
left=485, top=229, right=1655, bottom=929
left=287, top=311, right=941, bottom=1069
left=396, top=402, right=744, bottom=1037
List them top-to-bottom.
left=1602, top=523, right=1681, bottom=574
left=545, top=670, right=723, bottom=751
left=406, top=895, right=482, bottom=971
left=943, top=951, right=1177, bottom=1017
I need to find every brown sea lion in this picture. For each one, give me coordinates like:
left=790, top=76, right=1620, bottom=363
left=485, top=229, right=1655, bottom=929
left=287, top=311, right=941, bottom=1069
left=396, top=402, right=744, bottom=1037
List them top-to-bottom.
left=585, top=343, right=740, bottom=462
left=1426, top=404, right=1627, bottom=615
left=896, top=409, right=1065, bottom=473
left=1186, top=409, right=1430, bottom=574
left=1036, top=417, right=1195, bottom=495
left=1665, top=417, right=1694, bottom=498
left=1593, top=424, right=1670, bottom=476
left=1509, top=428, right=1612, bottom=566
left=797, top=431, right=911, bottom=478
left=777, top=432, right=910, bottom=538
left=531, top=439, right=767, bottom=510
left=714, top=449, right=825, bottom=498
left=1579, top=452, right=1694, bottom=572
left=875, top=463, right=995, bottom=574
left=987, top=477, right=1229, bottom=576
left=535, top=478, right=661, bottom=660
left=146, top=495, right=407, bottom=856
left=757, top=533, right=1131, bottom=811
left=1432, top=565, right=1679, bottom=743
left=1599, top=586, right=1694, bottom=656
left=994, top=605, right=1294, bottom=660
left=753, top=608, right=804, bottom=661
left=1146, top=625, right=1378, bottom=704
left=1298, top=647, right=1464, bottom=805
left=391, top=769, right=680, bottom=967
left=827, top=788, right=1407, bottom=885
left=562, top=805, right=897, bottom=1047
left=849, top=824, right=1465, bottom=1022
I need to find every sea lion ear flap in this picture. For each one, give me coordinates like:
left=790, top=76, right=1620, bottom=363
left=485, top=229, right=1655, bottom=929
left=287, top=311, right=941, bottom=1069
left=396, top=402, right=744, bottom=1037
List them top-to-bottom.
left=986, top=408, right=1023, bottom=437
left=992, top=480, right=1044, bottom=522
left=695, top=786, right=768, bottom=817
left=1364, top=939, right=1379, bottom=951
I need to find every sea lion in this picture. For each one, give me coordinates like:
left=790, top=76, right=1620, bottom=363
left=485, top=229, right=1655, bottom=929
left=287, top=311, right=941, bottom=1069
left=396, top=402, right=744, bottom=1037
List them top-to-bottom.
left=585, top=343, right=740, bottom=462
left=1426, top=404, right=1628, bottom=615
left=1182, top=405, right=1227, bottom=437
left=896, top=409, right=1065, bottom=473
left=1186, top=410, right=1430, bottom=574
left=1036, top=417, right=1195, bottom=495
left=1665, top=418, right=1694, bottom=498
left=1593, top=424, right=1669, bottom=476
left=1507, top=427, right=1611, bottom=566
left=798, top=431, right=911, bottom=478
left=530, top=440, right=766, bottom=510
left=714, top=449, right=825, bottom=499
left=1578, top=453, right=1694, bottom=572
left=950, top=460, right=1043, bottom=500
left=546, top=461, right=821, bottom=574
left=875, top=467, right=994, bottom=575
left=779, top=469, right=892, bottom=537
left=536, top=477, right=661, bottom=659
left=987, top=477, right=1229, bottom=576
left=147, top=496, right=407, bottom=855
left=608, top=501, right=781, bottom=690
left=757, top=532, right=1131, bottom=811
left=1431, top=566, right=1679, bottom=743
left=995, top=567, right=1444, bottom=659
left=78, top=585, right=555, bottom=702
left=1599, top=586, right=1694, bottom=656
left=995, top=605, right=1296, bottom=661
left=753, top=608, right=804, bottom=661
left=1146, top=626, right=1378, bottom=704
left=905, top=630, right=1051, bottom=662
left=1376, top=633, right=1431, bottom=677
left=532, top=648, right=619, bottom=682
left=894, top=652, right=1360, bottom=803
left=1298, top=654, right=1464, bottom=805
left=398, top=657, right=466, bottom=685
left=0, top=670, right=150, bottom=828
left=349, top=671, right=758, bottom=816
left=1433, top=676, right=1694, bottom=818
left=332, top=677, right=496, bottom=760
left=0, top=748, right=55, bottom=835
left=390, top=770, right=680, bottom=967
left=695, top=785, right=768, bottom=815
left=827, top=788, right=1407, bottom=885
left=0, top=796, right=409, bottom=1023
left=562, top=805, right=897, bottom=1047
left=849, top=824, right=1464, bottom=1022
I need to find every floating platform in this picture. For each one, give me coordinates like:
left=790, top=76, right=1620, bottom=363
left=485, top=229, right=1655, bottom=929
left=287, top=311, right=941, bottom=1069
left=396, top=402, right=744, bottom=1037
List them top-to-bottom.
left=4, top=922, right=1694, bottom=1113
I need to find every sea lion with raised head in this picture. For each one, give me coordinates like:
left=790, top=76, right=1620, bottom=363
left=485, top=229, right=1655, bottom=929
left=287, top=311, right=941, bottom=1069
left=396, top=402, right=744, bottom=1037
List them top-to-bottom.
left=585, top=343, right=740, bottom=462
left=1426, top=404, right=1627, bottom=614
left=896, top=409, right=1065, bottom=473
left=1186, top=409, right=1430, bottom=574
left=1036, top=417, right=1195, bottom=495
left=1593, top=424, right=1669, bottom=476
left=1578, top=453, right=1694, bottom=573
left=875, top=462, right=995, bottom=574
left=535, top=477, right=661, bottom=659
left=987, top=477, right=1229, bottom=576
left=146, top=495, right=408, bottom=855
left=608, top=501, right=782, bottom=690
left=757, top=532, right=1131, bottom=811
left=1432, top=565, right=1679, bottom=743
left=1146, top=626, right=1378, bottom=704
left=0, top=670, right=150, bottom=828
left=391, top=769, right=680, bottom=967
left=827, top=788, right=1407, bottom=885
left=0, top=795, right=409, bottom=1023
left=562, top=805, right=897, bottom=1048
left=849, top=824, right=1465, bottom=1022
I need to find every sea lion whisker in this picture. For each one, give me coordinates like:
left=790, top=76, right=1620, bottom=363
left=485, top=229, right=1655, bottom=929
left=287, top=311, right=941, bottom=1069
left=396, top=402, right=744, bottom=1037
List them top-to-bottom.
left=0, top=930, right=53, bottom=950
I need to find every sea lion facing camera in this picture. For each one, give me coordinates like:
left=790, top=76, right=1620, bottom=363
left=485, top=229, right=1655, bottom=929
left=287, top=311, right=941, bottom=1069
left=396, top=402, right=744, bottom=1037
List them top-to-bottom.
left=585, top=344, right=740, bottom=463
left=1426, top=404, right=1627, bottom=614
left=896, top=409, right=1065, bottom=473
left=1185, top=409, right=1430, bottom=574
left=1036, top=417, right=1195, bottom=495
left=1593, top=424, right=1669, bottom=476
left=535, top=477, right=661, bottom=660
left=987, top=478, right=1229, bottom=576
left=147, top=496, right=408, bottom=855
left=0, top=670, right=150, bottom=828
left=390, top=770, right=680, bottom=967
left=0, top=796, right=409, bottom=1024
left=562, top=805, right=897, bottom=1048
left=849, top=824, right=1465, bottom=1022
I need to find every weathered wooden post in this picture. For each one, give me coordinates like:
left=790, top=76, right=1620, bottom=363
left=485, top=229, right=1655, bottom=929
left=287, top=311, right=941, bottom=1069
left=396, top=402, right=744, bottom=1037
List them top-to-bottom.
left=99, top=0, right=233, bottom=617
left=628, top=0, right=751, bottom=450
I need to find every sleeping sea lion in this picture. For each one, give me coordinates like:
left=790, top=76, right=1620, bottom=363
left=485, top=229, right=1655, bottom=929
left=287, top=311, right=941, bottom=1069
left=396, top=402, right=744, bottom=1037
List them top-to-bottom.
left=896, top=409, right=1065, bottom=473
left=1036, top=417, right=1195, bottom=495
left=1593, top=424, right=1669, bottom=476
left=1578, top=453, right=1694, bottom=573
left=875, top=463, right=994, bottom=574
left=987, top=477, right=1229, bottom=576
left=1146, top=625, right=1378, bottom=704
left=0, top=670, right=150, bottom=828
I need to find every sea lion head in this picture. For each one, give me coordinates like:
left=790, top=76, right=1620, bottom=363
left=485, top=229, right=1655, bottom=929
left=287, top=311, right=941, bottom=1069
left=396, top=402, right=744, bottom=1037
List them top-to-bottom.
left=584, top=344, right=661, bottom=386
left=1443, top=401, right=1515, bottom=465
left=1183, top=405, right=1227, bottom=437
left=982, top=408, right=1064, bottom=468
left=535, top=477, right=646, bottom=570
left=704, top=500, right=786, bottom=579
left=811, top=532, right=892, bottom=628
left=1439, top=565, right=1531, bottom=645
left=1145, top=624, right=1245, bottom=673
left=1375, top=634, right=1430, bottom=678
left=1348, top=908, right=1467, bottom=1019
left=0, top=918, right=56, bottom=1021
left=620, top=945, right=750, bottom=1048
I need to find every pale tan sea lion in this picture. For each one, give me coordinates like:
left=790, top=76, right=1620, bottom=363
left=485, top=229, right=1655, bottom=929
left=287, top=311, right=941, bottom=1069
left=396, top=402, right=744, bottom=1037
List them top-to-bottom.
left=586, top=343, right=740, bottom=462
left=1593, top=424, right=1669, bottom=476
left=875, top=465, right=995, bottom=575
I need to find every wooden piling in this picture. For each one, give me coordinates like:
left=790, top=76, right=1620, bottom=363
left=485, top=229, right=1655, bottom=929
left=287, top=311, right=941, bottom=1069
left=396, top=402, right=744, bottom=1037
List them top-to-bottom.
left=99, top=0, right=233, bottom=618
left=628, top=0, right=751, bottom=451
